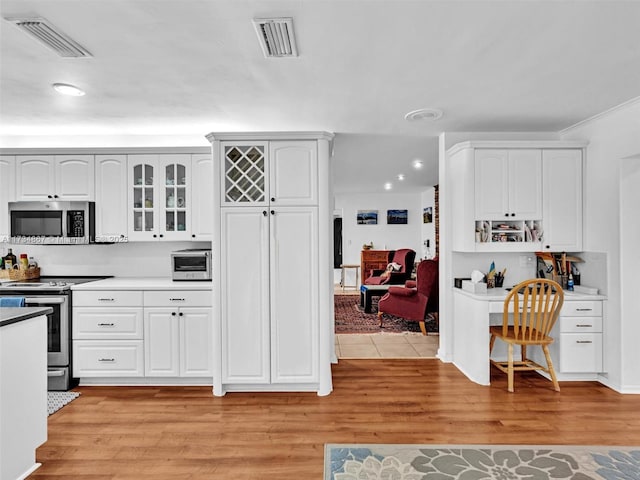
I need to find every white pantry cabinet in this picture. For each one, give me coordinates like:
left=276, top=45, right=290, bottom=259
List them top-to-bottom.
left=207, top=131, right=334, bottom=396
left=95, top=154, right=128, bottom=242
left=16, top=155, right=95, bottom=201
left=0, top=156, right=15, bottom=241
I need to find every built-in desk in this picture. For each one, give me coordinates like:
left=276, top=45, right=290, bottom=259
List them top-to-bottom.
left=452, top=287, right=607, bottom=386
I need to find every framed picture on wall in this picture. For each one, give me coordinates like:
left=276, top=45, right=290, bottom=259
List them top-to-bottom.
left=423, top=206, right=433, bottom=223
left=387, top=209, right=408, bottom=224
left=357, top=210, right=378, bottom=225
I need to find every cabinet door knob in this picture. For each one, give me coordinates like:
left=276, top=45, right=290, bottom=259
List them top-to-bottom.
left=54, top=194, right=59, bottom=198
left=47, top=195, right=53, bottom=199
left=271, top=197, right=276, bottom=202
left=262, top=210, right=268, bottom=216
left=270, top=210, right=275, bottom=215
left=504, top=213, right=509, bottom=217
left=511, top=213, right=515, bottom=217
left=153, top=234, right=157, bottom=238
left=159, top=234, right=164, bottom=238
left=191, top=234, right=196, bottom=238
left=545, top=245, right=550, bottom=249
left=171, top=312, right=176, bottom=316
left=178, top=312, right=183, bottom=316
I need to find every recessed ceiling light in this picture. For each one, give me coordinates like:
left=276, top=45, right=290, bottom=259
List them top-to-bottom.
left=52, top=83, right=85, bottom=96
left=404, top=108, right=443, bottom=122
left=412, top=159, right=424, bottom=170
left=397, top=174, right=405, bottom=181
left=384, top=182, right=393, bottom=190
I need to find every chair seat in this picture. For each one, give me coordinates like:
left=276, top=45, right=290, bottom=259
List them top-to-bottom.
left=489, top=326, right=554, bottom=345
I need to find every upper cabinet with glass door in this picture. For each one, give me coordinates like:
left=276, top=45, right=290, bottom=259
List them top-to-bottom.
left=127, top=154, right=192, bottom=241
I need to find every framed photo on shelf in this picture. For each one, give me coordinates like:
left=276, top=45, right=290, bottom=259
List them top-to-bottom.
left=423, top=206, right=433, bottom=224
left=387, top=209, right=408, bottom=224
left=357, top=210, right=378, bottom=225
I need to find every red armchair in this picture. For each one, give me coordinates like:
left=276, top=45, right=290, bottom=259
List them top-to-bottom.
left=363, top=248, right=416, bottom=285
left=377, top=259, right=439, bottom=335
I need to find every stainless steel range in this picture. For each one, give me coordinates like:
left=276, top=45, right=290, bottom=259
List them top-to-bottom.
left=0, top=277, right=106, bottom=390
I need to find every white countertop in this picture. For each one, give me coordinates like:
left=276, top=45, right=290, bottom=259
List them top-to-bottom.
left=71, top=277, right=213, bottom=291
left=453, top=286, right=607, bottom=302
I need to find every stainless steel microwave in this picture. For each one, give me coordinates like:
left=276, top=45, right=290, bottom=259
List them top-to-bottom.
left=9, top=201, right=96, bottom=244
left=171, top=249, right=212, bottom=281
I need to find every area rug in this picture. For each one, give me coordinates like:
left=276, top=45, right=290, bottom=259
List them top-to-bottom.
left=334, top=295, right=438, bottom=334
left=48, top=391, right=80, bottom=416
left=324, top=444, right=640, bottom=480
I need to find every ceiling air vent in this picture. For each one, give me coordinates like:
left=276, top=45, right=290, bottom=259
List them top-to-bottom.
left=4, top=17, right=92, bottom=58
left=253, top=17, right=298, bottom=58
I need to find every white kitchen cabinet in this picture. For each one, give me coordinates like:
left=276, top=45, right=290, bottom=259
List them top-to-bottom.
left=208, top=131, right=333, bottom=396
left=269, top=141, right=318, bottom=206
left=447, top=141, right=586, bottom=252
left=475, top=149, right=541, bottom=220
left=542, top=149, right=583, bottom=251
left=191, top=153, right=214, bottom=241
left=95, top=154, right=128, bottom=242
left=127, top=154, right=192, bottom=241
left=16, top=155, right=94, bottom=201
left=0, top=156, right=15, bottom=241
left=72, top=290, right=145, bottom=377
left=143, top=290, right=212, bottom=377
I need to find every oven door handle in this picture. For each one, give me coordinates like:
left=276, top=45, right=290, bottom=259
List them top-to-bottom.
left=24, top=297, right=66, bottom=305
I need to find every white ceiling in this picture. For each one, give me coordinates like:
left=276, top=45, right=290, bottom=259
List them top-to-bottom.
left=1, top=0, right=640, bottom=193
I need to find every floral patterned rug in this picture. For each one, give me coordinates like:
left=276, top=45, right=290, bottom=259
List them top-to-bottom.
left=325, top=444, right=640, bottom=479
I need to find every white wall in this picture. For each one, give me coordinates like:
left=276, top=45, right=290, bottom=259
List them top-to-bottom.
left=561, top=97, right=640, bottom=393
left=420, top=187, right=436, bottom=260
left=334, top=191, right=423, bottom=286
left=1, top=241, right=211, bottom=277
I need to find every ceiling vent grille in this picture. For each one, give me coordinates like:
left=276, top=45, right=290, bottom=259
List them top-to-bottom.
left=4, top=17, right=92, bottom=58
left=252, top=17, right=298, bottom=58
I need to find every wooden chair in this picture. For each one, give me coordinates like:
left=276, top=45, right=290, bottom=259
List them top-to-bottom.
left=489, top=278, right=564, bottom=392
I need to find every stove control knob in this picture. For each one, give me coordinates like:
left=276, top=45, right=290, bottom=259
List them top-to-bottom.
left=49, top=282, right=56, bottom=286
left=59, top=282, right=67, bottom=286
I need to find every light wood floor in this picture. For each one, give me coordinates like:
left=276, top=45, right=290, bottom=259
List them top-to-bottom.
left=34, top=360, right=640, bottom=479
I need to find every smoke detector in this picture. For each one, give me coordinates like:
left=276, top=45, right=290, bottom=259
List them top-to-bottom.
left=4, top=16, right=92, bottom=58
left=253, top=17, right=298, bottom=57
left=404, top=108, right=443, bottom=121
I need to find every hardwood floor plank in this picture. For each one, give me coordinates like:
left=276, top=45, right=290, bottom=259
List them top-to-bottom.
left=31, top=359, right=640, bottom=479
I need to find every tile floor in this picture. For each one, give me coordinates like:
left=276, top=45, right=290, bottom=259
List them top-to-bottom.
left=335, top=333, right=439, bottom=359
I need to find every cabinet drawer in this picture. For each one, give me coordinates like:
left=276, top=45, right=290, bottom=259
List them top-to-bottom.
left=73, top=290, right=143, bottom=307
left=144, top=290, right=211, bottom=307
left=562, top=301, right=602, bottom=316
left=73, top=307, right=143, bottom=339
left=559, top=316, right=602, bottom=333
left=558, top=333, right=603, bottom=373
left=73, top=340, right=144, bottom=377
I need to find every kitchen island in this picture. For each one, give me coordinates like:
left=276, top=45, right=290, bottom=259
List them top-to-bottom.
left=0, top=307, right=52, bottom=480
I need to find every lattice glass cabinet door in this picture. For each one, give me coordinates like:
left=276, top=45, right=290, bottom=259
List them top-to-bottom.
left=223, top=144, right=267, bottom=204
left=132, top=162, right=155, bottom=233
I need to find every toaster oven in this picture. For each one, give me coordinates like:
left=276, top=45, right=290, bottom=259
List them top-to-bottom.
left=171, top=249, right=212, bottom=281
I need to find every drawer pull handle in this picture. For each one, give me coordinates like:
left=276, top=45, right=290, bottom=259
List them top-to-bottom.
left=98, top=298, right=115, bottom=302
left=170, top=298, right=185, bottom=301
left=576, top=308, right=593, bottom=311
left=97, top=323, right=115, bottom=327
left=576, top=324, right=593, bottom=328
left=576, top=340, right=593, bottom=344
left=98, top=358, right=115, bottom=362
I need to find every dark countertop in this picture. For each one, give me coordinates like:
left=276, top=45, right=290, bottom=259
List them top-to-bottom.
left=0, top=307, right=54, bottom=328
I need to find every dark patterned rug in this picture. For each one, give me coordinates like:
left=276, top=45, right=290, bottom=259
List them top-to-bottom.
left=334, top=295, right=438, bottom=334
